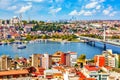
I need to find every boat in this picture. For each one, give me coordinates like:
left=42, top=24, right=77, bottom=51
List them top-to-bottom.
left=61, top=40, right=69, bottom=44
left=0, top=42, right=2, bottom=45
left=17, top=44, right=26, bottom=49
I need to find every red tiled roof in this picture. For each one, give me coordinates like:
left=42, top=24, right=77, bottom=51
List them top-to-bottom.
left=68, top=51, right=77, bottom=55
left=85, top=65, right=100, bottom=71
left=105, top=66, right=112, bottom=70
left=0, top=70, right=29, bottom=76
left=32, top=72, right=44, bottom=76
left=77, top=72, right=86, bottom=79
left=53, top=73, right=63, bottom=76
left=46, top=75, right=53, bottom=79
left=86, top=78, right=96, bottom=80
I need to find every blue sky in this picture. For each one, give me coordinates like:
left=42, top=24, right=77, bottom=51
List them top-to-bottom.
left=0, top=0, right=120, bottom=21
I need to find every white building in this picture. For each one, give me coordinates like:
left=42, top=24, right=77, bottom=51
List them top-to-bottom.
left=10, top=16, right=20, bottom=26
left=102, top=49, right=119, bottom=68
left=42, top=54, right=49, bottom=69
left=82, top=65, right=109, bottom=80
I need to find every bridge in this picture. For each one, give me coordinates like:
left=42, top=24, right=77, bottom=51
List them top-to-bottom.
left=75, top=24, right=120, bottom=50
left=76, top=35, right=120, bottom=50
left=79, top=36, right=120, bottom=47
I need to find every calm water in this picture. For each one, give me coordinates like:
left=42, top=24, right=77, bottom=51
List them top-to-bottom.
left=0, top=41, right=120, bottom=59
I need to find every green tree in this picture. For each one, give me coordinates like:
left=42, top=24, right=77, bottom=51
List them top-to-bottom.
left=78, top=54, right=86, bottom=60
left=74, top=64, right=78, bottom=67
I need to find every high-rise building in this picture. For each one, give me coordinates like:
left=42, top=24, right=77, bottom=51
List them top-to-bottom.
left=102, top=49, right=119, bottom=68
left=66, top=51, right=77, bottom=67
left=60, top=52, right=66, bottom=65
left=66, top=53, right=70, bottom=67
left=31, top=54, right=41, bottom=68
left=42, top=54, right=49, bottom=69
left=0, top=55, right=12, bottom=70
left=94, top=55, right=105, bottom=67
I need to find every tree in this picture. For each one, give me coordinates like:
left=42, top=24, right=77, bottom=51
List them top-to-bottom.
left=22, top=20, right=28, bottom=25
left=77, top=54, right=86, bottom=68
left=78, top=54, right=86, bottom=60
left=74, top=64, right=78, bottom=67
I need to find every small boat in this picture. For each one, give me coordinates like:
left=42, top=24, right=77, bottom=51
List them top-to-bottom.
left=61, top=40, right=69, bottom=44
left=0, top=43, right=2, bottom=45
left=17, top=44, right=26, bottom=49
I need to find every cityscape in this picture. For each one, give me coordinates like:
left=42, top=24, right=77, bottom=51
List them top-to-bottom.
left=0, top=0, right=120, bottom=80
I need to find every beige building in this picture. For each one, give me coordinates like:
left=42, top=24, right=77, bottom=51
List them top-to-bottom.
left=0, top=19, right=2, bottom=26
left=102, top=49, right=119, bottom=68
left=31, top=54, right=41, bottom=68
left=42, top=54, right=49, bottom=69
left=0, top=55, right=12, bottom=70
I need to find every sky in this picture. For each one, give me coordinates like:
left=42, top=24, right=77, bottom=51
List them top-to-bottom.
left=0, top=0, right=120, bottom=21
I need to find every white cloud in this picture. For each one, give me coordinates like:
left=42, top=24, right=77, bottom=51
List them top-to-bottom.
left=0, top=0, right=11, bottom=9
left=24, top=0, right=44, bottom=2
left=55, top=0, right=64, bottom=2
left=99, top=0, right=105, bottom=3
left=85, top=1, right=98, bottom=9
left=16, top=3, right=32, bottom=13
left=96, top=5, right=101, bottom=9
left=7, top=6, right=17, bottom=10
left=103, top=6, right=112, bottom=15
left=103, top=6, right=117, bottom=16
left=49, top=7, right=62, bottom=14
left=69, top=9, right=95, bottom=16
left=69, top=10, right=79, bottom=16
left=69, top=10, right=85, bottom=16
left=79, top=10, right=85, bottom=15
left=84, top=11, right=92, bottom=16
left=109, top=11, right=117, bottom=16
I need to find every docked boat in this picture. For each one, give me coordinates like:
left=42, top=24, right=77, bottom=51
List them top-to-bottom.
left=61, top=40, right=69, bottom=44
left=0, top=42, right=2, bottom=45
left=17, top=44, right=26, bottom=49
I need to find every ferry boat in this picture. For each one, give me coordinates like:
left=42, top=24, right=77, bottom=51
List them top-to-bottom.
left=17, top=44, right=26, bottom=49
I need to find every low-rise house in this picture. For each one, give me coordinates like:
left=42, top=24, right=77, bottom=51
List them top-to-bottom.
left=24, top=24, right=34, bottom=33
left=82, top=65, right=109, bottom=80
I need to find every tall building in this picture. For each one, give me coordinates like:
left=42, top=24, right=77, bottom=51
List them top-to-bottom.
left=0, top=19, right=2, bottom=26
left=102, top=49, right=119, bottom=68
left=52, top=51, right=63, bottom=64
left=66, top=51, right=77, bottom=67
left=60, top=53, right=66, bottom=65
left=66, top=53, right=70, bottom=67
left=31, top=54, right=41, bottom=68
left=42, top=54, right=49, bottom=69
left=0, top=55, right=12, bottom=70
left=49, top=55, right=52, bottom=68
left=94, top=55, right=105, bottom=67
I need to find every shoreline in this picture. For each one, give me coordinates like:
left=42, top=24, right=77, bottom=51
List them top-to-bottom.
left=0, top=38, right=85, bottom=45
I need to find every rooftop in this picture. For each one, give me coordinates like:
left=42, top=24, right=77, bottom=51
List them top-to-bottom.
left=85, top=65, right=100, bottom=71
left=0, top=69, right=29, bottom=76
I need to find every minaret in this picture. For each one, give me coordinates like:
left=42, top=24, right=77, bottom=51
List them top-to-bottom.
left=19, top=13, right=22, bottom=27
left=28, top=16, right=30, bottom=23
